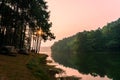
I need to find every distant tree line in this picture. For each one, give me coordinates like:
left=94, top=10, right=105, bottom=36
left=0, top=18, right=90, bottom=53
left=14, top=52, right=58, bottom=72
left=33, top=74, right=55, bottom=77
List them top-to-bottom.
left=0, top=0, right=55, bottom=49
left=51, top=18, right=120, bottom=67
left=51, top=18, right=120, bottom=80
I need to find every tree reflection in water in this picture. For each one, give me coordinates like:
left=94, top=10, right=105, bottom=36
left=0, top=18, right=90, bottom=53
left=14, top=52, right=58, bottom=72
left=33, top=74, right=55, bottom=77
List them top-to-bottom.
left=76, top=52, right=120, bottom=80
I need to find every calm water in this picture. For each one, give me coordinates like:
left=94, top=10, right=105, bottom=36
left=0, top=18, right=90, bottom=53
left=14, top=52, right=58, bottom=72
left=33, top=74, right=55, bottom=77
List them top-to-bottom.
left=40, top=47, right=112, bottom=80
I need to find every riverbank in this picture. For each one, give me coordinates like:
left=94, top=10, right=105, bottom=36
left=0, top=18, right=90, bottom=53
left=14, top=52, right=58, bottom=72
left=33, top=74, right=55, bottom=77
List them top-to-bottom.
left=0, top=53, right=62, bottom=80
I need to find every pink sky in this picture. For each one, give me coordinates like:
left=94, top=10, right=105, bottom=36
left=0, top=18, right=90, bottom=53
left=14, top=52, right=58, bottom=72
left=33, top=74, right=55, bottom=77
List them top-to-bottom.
left=42, top=0, right=120, bottom=46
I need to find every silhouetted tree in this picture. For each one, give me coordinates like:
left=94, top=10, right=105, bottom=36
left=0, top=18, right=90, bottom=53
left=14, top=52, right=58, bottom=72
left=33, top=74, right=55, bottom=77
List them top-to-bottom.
left=0, top=0, right=55, bottom=48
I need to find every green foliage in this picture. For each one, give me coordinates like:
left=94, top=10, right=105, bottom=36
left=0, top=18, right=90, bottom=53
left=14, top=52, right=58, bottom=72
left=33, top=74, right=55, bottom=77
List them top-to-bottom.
left=0, top=0, right=55, bottom=48
left=51, top=18, right=120, bottom=80
left=51, top=18, right=120, bottom=58
left=27, top=54, right=56, bottom=80
left=27, top=57, right=49, bottom=80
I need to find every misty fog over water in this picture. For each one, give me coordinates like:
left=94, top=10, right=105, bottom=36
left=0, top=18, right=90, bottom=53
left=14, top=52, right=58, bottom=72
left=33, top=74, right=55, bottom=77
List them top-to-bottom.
left=40, top=47, right=111, bottom=80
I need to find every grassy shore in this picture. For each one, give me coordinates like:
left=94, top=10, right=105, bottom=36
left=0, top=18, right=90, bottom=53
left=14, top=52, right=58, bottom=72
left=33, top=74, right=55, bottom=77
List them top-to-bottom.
left=0, top=53, right=62, bottom=80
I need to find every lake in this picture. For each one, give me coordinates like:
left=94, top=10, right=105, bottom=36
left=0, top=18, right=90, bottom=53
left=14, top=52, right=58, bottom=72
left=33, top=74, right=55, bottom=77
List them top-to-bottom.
left=40, top=47, right=112, bottom=80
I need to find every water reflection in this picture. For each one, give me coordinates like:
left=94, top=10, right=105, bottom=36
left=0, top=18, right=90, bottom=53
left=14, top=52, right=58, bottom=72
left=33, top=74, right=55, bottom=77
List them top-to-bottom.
left=40, top=47, right=113, bottom=80
left=76, top=52, right=120, bottom=80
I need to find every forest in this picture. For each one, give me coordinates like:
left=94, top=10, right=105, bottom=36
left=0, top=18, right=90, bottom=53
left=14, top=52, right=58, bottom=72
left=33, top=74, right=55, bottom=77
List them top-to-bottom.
left=0, top=0, right=55, bottom=50
left=51, top=18, right=120, bottom=80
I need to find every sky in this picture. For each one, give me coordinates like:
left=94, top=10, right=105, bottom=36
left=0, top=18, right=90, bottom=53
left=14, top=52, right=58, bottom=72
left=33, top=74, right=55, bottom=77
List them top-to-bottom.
left=41, top=0, right=120, bottom=47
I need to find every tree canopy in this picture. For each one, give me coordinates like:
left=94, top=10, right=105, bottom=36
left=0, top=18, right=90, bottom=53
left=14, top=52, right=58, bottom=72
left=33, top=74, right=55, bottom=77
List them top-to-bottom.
left=0, top=0, right=55, bottom=48
left=51, top=18, right=120, bottom=79
left=51, top=18, right=120, bottom=55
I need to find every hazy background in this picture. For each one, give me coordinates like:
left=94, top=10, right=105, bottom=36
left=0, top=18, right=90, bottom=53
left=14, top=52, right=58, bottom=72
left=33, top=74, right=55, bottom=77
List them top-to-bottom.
left=41, top=0, right=120, bottom=47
